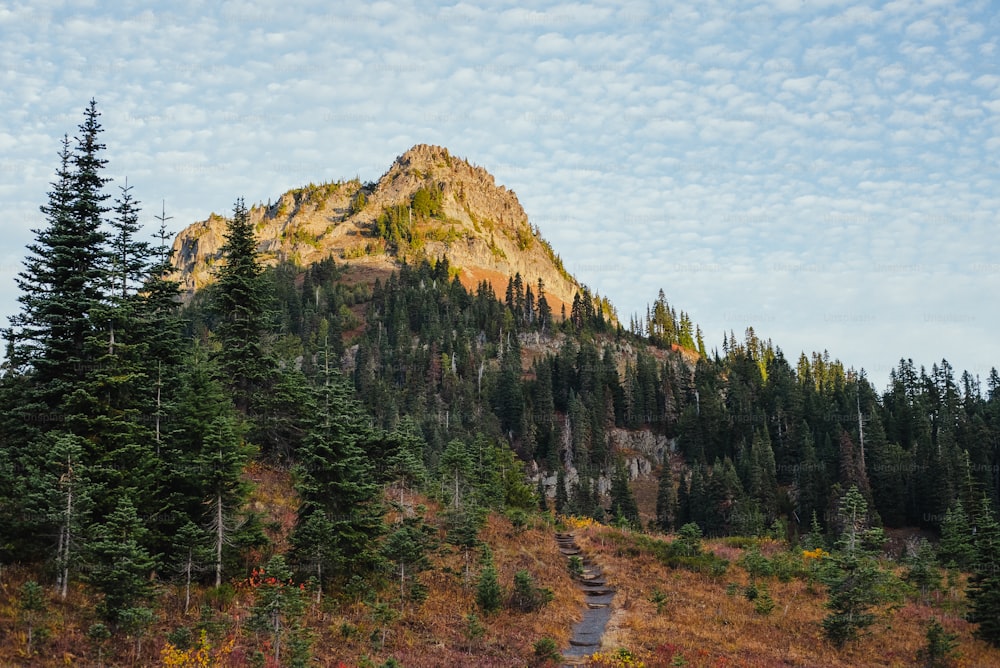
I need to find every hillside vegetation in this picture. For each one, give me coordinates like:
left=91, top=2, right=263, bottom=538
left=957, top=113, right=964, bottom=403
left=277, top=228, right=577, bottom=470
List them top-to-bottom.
left=2, top=101, right=1000, bottom=667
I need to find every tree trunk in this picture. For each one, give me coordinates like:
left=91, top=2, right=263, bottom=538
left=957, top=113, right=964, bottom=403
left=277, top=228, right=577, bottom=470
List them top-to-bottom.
left=59, top=468, right=73, bottom=600
left=215, top=492, right=224, bottom=588
left=184, top=549, right=192, bottom=614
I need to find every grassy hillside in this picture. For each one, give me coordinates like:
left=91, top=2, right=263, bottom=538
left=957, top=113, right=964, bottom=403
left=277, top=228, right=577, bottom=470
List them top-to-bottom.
left=3, top=466, right=998, bottom=667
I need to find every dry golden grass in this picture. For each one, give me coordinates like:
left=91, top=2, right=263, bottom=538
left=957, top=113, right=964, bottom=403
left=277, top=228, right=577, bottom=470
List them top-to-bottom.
left=4, top=469, right=999, bottom=668
left=305, top=506, right=581, bottom=667
left=573, top=524, right=1000, bottom=668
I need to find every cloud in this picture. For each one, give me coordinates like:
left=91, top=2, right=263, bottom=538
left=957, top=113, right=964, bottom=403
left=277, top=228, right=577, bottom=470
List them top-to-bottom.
left=0, top=0, right=997, bottom=386
left=905, top=18, right=940, bottom=40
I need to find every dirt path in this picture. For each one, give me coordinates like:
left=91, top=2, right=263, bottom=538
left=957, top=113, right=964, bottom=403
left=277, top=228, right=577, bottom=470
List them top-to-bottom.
left=555, top=532, right=616, bottom=665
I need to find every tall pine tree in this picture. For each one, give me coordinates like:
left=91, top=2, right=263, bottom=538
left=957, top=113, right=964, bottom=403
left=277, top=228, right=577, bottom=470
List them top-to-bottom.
left=211, top=198, right=276, bottom=445
left=291, top=347, right=383, bottom=583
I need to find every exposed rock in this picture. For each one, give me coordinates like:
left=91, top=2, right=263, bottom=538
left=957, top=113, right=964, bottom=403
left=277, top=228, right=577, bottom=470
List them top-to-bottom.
left=169, top=144, right=581, bottom=313
left=609, top=428, right=674, bottom=466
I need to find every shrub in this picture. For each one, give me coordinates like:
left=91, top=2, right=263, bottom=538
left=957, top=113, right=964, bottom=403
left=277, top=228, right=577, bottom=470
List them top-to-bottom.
left=476, top=564, right=502, bottom=614
left=511, top=570, right=553, bottom=612
left=753, top=584, right=776, bottom=615
left=650, top=588, right=668, bottom=615
left=916, top=619, right=959, bottom=668
left=532, top=637, right=561, bottom=665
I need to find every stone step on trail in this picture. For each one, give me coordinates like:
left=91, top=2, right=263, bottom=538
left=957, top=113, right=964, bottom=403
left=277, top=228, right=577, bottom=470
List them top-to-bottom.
left=555, top=532, right=616, bottom=664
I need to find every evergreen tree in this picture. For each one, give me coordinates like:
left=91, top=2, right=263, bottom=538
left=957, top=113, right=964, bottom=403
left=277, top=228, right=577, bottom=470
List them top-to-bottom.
left=9, top=102, right=112, bottom=412
left=211, top=198, right=277, bottom=444
left=135, top=203, right=186, bottom=457
left=157, top=346, right=235, bottom=558
left=291, top=354, right=383, bottom=581
left=197, top=413, right=254, bottom=588
left=384, top=416, right=427, bottom=505
left=748, top=428, right=778, bottom=514
left=19, top=431, right=97, bottom=599
left=440, top=438, right=474, bottom=509
left=609, top=457, right=640, bottom=527
left=655, top=462, right=678, bottom=532
left=555, top=467, right=568, bottom=514
left=821, top=485, right=891, bottom=647
left=86, top=496, right=156, bottom=633
left=967, top=496, right=1000, bottom=647
left=938, top=500, right=976, bottom=570
left=288, top=510, right=336, bottom=604
left=381, top=516, right=433, bottom=611
left=173, top=521, right=210, bottom=614
left=904, top=538, right=942, bottom=602
left=248, top=554, right=311, bottom=667
left=476, top=560, right=503, bottom=615
left=510, top=569, right=553, bottom=612
left=17, top=580, right=47, bottom=657
left=915, top=619, right=959, bottom=668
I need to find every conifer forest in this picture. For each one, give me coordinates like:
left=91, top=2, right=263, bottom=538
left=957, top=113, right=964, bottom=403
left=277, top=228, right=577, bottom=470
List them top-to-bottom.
left=1, top=102, right=999, bottom=667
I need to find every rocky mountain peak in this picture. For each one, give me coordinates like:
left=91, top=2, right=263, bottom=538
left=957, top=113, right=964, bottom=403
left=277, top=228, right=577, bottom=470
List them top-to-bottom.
left=169, top=145, right=581, bottom=311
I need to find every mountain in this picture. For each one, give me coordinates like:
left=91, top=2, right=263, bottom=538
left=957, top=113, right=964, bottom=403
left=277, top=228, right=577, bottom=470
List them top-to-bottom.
left=170, top=144, right=581, bottom=313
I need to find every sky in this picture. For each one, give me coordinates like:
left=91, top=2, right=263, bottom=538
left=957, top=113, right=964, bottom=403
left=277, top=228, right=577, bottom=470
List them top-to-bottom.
left=1, top=0, right=998, bottom=390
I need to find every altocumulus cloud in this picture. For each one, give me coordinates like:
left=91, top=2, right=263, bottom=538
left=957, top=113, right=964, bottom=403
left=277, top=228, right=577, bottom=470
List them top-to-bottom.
left=0, top=0, right=997, bottom=387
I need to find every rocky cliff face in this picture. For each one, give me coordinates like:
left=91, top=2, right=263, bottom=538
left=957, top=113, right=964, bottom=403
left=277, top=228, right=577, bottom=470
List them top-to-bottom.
left=170, top=144, right=581, bottom=311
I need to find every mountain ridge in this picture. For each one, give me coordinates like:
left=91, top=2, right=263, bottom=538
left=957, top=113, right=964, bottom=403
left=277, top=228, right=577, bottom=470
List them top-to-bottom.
left=170, top=144, right=584, bottom=314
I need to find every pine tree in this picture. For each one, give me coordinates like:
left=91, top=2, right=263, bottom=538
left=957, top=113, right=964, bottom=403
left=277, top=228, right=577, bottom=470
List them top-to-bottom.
left=9, top=103, right=111, bottom=409
left=211, top=198, right=276, bottom=439
left=291, top=353, right=383, bottom=581
left=197, top=414, right=254, bottom=588
left=609, top=457, right=640, bottom=528
left=656, top=457, right=677, bottom=532
left=821, top=485, right=890, bottom=647
left=87, top=496, right=156, bottom=632
left=967, top=496, right=1000, bottom=646
left=938, top=500, right=976, bottom=570
left=476, top=560, right=502, bottom=614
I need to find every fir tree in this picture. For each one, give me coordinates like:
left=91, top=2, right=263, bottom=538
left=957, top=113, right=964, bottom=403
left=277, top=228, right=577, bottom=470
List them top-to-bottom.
left=9, top=103, right=112, bottom=410
left=211, top=198, right=276, bottom=437
left=291, top=351, right=383, bottom=580
left=197, top=413, right=254, bottom=588
left=19, top=431, right=97, bottom=599
left=609, top=457, right=640, bottom=528
left=555, top=467, right=568, bottom=514
left=821, top=485, right=891, bottom=647
left=86, top=496, right=156, bottom=632
left=967, top=496, right=1000, bottom=647
left=938, top=500, right=976, bottom=570
left=381, top=516, right=433, bottom=612
left=173, top=521, right=210, bottom=614
left=248, top=554, right=311, bottom=667
left=476, top=560, right=502, bottom=615
left=17, top=580, right=47, bottom=657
